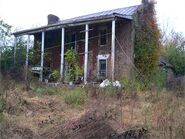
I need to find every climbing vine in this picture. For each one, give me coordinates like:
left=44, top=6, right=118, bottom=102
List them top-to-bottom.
left=134, top=0, right=160, bottom=78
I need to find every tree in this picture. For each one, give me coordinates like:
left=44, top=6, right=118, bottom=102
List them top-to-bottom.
left=134, top=0, right=160, bottom=78
left=0, top=18, right=26, bottom=76
left=0, top=19, right=12, bottom=47
left=163, top=31, right=185, bottom=75
left=64, top=49, right=83, bottom=82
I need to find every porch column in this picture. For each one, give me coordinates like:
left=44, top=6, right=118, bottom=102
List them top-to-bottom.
left=111, top=20, right=116, bottom=81
left=84, top=24, right=89, bottom=84
left=60, top=27, right=65, bottom=80
left=40, top=32, right=45, bottom=81
left=25, top=35, right=30, bottom=81
left=14, top=37, right=17, bottom=64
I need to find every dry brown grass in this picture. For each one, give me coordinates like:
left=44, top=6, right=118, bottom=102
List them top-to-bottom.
left=0, top=81, right=185, bottom=139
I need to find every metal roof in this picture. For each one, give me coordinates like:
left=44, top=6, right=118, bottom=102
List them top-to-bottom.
left=13, top=5, right=141, bottom=36
left=60, top=5, right=140, bottom=24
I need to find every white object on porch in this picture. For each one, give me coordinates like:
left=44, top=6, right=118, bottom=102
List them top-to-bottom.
left=99, top=79, right=122, bottom=88
left=99, top=79, right=111, bottom=88
left=112, top=80, right=122, bottom=88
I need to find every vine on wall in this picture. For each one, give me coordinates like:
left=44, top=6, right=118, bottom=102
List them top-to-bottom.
left=134, top=0, right=160, bottom=78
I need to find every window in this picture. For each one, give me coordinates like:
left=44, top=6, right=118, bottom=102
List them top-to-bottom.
left=99, top=28, right=107, bottom=46
left=99, top=59, right=107, bottom=79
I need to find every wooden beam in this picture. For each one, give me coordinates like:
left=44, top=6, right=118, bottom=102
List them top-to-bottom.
left=111, top=20, right=116, bottom=81
left=84, top=24, right=89, bottom=84
left=60, top=28, right=65, bottom=80
left=40, top=32, right=45, bottom=81
left=25, top=35, right=30, bottom=81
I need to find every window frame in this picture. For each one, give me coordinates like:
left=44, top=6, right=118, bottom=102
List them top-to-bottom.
left=99, top=26, right=108, bottom=47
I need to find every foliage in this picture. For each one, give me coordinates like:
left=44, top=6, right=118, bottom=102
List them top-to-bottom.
left=134, top=0, right=160, bottom=77
left=0, top=18, right=12, bottom=47
left=0, top=19, right=27, bottom=76
left=163, top=32, right=185, bottom=75
left=0, top=37, right=26, bottom=73
left=28, top=41, right=41, bottom=66
left=64, top=49, right=83, bottom=82
left=50, top=69, right=60, bottom=81
left=121, top=69, right=167, bottom=91
left=149, top=69, right=167, bottom=90
left=63, top=73, right=71, bottom=83
left=121, top=75, right=144, bottom=92
left=32, top=84, right=56, bottom=96
left=61, top=88, right=86, bottom=106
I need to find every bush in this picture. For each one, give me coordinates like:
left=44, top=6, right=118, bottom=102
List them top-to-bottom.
left=163, top=31, right=185, bottom=76
left=165, top=46, right=185, bottom=75
left=64, top=49, right=83, bottom=81
left=121, top=69, right=167, bottom=92
left=149, top=69, right=167, bottom=90
left=50, top=70, right=60, bottom=81
left=121, top=75, right=144, bottom=92
left=32, top=84, right=56, bottom=96
left=62, top=88, right=86, bottom=106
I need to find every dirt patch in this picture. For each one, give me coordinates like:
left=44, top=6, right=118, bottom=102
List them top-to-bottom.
left=41, top=109, right=148, bottom=139
left=41, top=109, right=116, bottom=139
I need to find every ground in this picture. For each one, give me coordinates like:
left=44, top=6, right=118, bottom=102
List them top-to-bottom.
left=0, top=81, right=185, bottom=139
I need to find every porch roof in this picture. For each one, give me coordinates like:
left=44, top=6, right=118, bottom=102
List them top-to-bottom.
left=13, top=5, right=141, bottom=36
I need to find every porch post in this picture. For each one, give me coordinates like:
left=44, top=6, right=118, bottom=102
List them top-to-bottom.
left=111, top=19, right=116, bottom=82
left=84, top=24, right=89, bottom=84
left=60, top=27, right=65, bottom=80
left=40, top=32, right=45, bottom=81
left=25, top=35, right=30, bottom=81
left=14, top=37, right=17, bottom=64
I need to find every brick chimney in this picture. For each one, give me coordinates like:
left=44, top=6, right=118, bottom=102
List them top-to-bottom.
left=47, top=14, right=60, bottom=25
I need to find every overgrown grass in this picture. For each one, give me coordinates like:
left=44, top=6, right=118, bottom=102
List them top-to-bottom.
left=31, top=83, right=57, bottom=96
left=61, top=88, right=87, bottom=106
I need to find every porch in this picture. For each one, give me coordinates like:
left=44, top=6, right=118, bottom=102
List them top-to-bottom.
left=15, top=20, right=117, bottom=84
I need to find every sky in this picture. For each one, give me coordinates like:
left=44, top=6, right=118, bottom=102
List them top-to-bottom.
left=0, top=0, right=185, bottom=35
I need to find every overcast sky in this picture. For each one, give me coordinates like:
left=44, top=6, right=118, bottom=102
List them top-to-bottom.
left=0, top=0, right=185, bottom=35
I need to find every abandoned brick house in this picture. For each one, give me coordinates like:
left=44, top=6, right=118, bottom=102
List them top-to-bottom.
left=13, top=5, right=143, bottom=83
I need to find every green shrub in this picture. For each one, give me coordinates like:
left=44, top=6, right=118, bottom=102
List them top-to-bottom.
left=165, top=46, right=185, bottom=75
left=64, top=49, right=83, bottom=81
left=149, top=69, right=167, bottom=90
left=51, top=70, right=60, bottom=81
left=121, top=76, right=144, bottom=92
left=32, top=85, right=56, bottom=96
left=33, top=87, right=46, bottom=96
left=62, top=88, right=86, bottom=106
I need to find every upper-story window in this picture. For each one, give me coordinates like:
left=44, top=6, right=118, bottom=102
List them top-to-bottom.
left=99, top=27, right=108, bottom=46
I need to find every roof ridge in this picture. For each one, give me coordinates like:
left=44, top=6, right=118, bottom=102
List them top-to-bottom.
left=59, top=4, right=141, bottom=22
